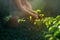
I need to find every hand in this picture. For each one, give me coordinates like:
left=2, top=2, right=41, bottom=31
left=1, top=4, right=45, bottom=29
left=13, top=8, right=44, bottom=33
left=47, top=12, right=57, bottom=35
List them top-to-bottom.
left=20, top=0, right=38, bottom=19
left=21, top=7, right=38, bottom=19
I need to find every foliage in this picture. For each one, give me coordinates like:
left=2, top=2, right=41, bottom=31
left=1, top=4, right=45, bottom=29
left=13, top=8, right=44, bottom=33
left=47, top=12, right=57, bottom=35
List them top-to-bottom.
left=1, top=9, right=60, bottom=40
left=16, top=9, right=60, bottom=40
left=34, top=10, right=60, bottom=40
left=44, top=15, right=60, bottom=40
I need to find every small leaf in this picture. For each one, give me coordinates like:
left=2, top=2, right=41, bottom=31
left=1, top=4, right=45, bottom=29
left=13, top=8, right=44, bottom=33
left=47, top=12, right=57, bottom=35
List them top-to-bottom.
left=35, top=9, right=41, bottom=13
left=39, top=14, right=44, bottom=17
left=29, top=16, right=32, bottom=20
left=34, top=21, right=36, bottom=25
left=54, top=31, right=59, bottom=36
left=45, top=34, right=52, bottom=38
left=49, top=37, right=53, bottom=40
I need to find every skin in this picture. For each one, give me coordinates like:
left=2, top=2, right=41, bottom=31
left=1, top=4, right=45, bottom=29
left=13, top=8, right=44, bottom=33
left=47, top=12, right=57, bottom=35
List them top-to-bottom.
left=6, top=0, right=38, bottom=27
left=13, top=0, right=38, bottom=19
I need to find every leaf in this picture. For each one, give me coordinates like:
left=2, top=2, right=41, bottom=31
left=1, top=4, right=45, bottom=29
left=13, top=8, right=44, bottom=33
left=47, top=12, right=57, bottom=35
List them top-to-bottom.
left=35, top=9, right=41, bottom=13
left=39, top=14, right=45, bottom=17
left=5, top=16, right=11, bottom=21
left=29, top=16, right=32, bottom=20
left=17, top=19, right=25, bottom=23
left=34, top=21, right=36, bottom=25
left=53, top=31, right=59, bottom=36
left=45, top=34, right=52, bottom=38
left=49, top=37, right=53, bottom=40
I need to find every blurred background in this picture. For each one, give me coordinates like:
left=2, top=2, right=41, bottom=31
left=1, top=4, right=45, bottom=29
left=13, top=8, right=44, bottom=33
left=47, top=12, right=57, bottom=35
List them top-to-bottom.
left=0, top=0, right=60, bottom=40
left=0, top=0, right=60, bottom=17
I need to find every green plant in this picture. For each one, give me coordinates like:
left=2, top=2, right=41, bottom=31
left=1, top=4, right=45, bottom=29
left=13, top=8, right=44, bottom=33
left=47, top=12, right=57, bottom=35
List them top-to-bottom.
left=3, top=9, right=60, bottom=40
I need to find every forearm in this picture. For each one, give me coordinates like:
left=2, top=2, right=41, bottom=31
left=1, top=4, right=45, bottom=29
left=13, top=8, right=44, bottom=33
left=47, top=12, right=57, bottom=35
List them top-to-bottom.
left=13, top=0, right=22, bottom=11
left=13, top=0, right=38, bottom=19
left=21, top=0, right=32, bottom=9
